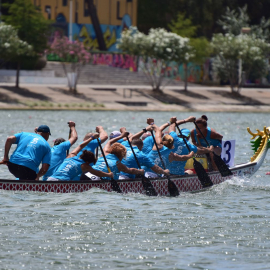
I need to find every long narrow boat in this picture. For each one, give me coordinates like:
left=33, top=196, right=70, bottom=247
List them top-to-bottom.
left=0, top=126, right=269, bottom=195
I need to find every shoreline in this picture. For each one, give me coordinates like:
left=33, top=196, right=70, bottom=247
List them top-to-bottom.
left=1, top=83, right=270, bottom=112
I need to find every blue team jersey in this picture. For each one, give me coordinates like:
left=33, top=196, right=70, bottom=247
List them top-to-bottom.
left=194, top=127, right=222, bottom=148
left=168, top=131, right=198, bottom=175
left=10, top=132, right=51, bottom=172
left=141, top=136, right=155, bottom=155
left=77, top=139, right=99, bottom=157
left=121, top=140, right=130, bottom=149
left=43, top=141, right=71, bottom=181
left=121, top=145, right=155, bottom=179
left=147, top=145, right=172, bottom=170
left=92, top=154, right=120, bottom=180
left=50, top=156, right=84, bottom=180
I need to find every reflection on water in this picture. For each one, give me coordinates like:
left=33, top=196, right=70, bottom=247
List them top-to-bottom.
left=0, top=111, right=269, bottom=269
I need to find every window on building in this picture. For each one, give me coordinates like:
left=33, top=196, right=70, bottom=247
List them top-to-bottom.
left=63, top=0, right=67, bottom=6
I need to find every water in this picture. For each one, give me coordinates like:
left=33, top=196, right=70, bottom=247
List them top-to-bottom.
left=0, top=110, right=270, bottom=269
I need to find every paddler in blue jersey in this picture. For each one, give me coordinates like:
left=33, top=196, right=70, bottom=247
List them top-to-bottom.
left=191, top=115, right=223, bottom=171
left=168, top=116, right=214, bottom=175
left=146, top=120, right=195, bottom=178
left=43, top=121, right=78, bottom=181
left=2, top=125, right=52, bottom=180
left=72, top=125, right=108, bottom=180
left=77, top=125, right=108, bottom=157
left=81, top=130, right=144, bottom=181
left=119, top=132, right=170, bottom=179
left=47, top=133, right=113, bottom=181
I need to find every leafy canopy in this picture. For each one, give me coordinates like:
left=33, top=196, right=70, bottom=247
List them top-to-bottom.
left=3, top=0, right=51, bottom=54
left=0, top=22, right=33, bottom=61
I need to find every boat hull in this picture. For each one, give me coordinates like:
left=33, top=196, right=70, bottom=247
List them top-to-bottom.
left=0, top=161, right=256, bottom=195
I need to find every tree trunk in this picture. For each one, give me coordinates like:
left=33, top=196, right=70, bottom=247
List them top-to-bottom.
left=86, top=0, right=107, bottom=51
left=16, top=61, right=21, bottom=88
left=184, top=64, right=188, bottom=91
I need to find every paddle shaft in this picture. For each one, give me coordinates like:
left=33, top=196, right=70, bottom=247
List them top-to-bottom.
left=194, top=121, right=232, bottom=177
left=175, top=122, right=213, bottom=187
left=194, top=122, right=211, bottom=147
left=175, top=124, right=191, bottom=152
left=67, top=128, right=72, bottom=156
left=149, top=130, right=179, bottom=196
left=150, top=130, right=166, bottom=170
left=126, top=136, right=157, bottom=196
left=126, top=137, right=142, bottom=170
left=96, top=138, right=112, bottom=175
left=97, top=138, right=122, bottom=193
left=95, top=146, right=99, bottom=160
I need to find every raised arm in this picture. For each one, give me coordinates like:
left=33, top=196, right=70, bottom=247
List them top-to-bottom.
left=68, top=121, right=78, bottom=146
left=151, top=123, right=163, bottom=150
left=130, top=125, right=153, bottom=141
left=96, top=126, right=108, bottom=144
left=104, top=130, right=129, bottom=155
left=68, top=133, right=99, bottom=158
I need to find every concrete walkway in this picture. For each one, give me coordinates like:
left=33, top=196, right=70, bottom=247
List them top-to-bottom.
left=0, top=82, right=269, bottom=112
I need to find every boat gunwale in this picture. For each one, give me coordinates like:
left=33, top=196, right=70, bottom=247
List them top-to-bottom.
left=0, top=161, right=257, bottom=185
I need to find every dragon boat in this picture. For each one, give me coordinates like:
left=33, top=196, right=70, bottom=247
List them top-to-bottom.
left=0, top=127, right=269, bottom=195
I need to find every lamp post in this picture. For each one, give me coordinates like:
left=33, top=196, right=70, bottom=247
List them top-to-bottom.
left=69, top=0, right=73, bottom=41
left=238, top=27, right=251, bottom=88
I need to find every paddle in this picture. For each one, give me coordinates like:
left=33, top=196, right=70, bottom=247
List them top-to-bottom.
left=194, top=122, right=232, bottom=177
left=176, top=123, right=213, bottom=188
left=67, top=127, right=71, bottom=156
left=150, top=130, right=179, bottom=197
left=126, top=136, right=157, bottom=196
left=96, top=138, right=122, bottom=193
left=95, top=145, right=99, bottom=160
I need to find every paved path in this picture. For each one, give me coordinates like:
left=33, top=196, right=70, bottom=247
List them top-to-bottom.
left=0, top=83, right=269, bottom=112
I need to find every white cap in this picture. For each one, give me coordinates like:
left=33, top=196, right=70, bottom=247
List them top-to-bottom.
left=109, top=130, right=121, bottom=139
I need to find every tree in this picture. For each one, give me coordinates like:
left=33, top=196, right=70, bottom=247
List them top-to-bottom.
left=3, top=0, right=51, bottom=87
left=215, top=5, right=270, bottom=91
left=169, top=12, right=210, bottom=90
left=0, top=23, right=33, bottom=64
left=117, top=27, right=192, bottom=92
left=211, top=33, right=270, bottom=93
left=50, top=37, right=91, bottom=94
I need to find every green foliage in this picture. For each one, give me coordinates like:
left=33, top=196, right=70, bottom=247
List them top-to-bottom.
left=3, top=0, right=51, bottom=54
left=217, top=5, right=250, bottom=36
left=218, top=5, right=270, bottom=41
left=168, top=13, right=197, bottom=38
left=0, top=23, right=33, bottom=62
left=117, top=27, right=192, bottom=91
left=211, top=33, right=270, bottom=92
left=189, top=37, right=210, bottom=64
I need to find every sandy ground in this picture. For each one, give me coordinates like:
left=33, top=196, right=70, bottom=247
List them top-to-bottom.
left=0, top=83, right=269, bottom=112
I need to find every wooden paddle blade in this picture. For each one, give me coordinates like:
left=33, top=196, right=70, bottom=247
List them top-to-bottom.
left=213, top=153, right=233, bottom=177
left=193, top=159, right=213, bottom=188
left=142, top=177, right=157, bottom=196
left=168, top=179, right=180, bottom=197
left=111, top=180, right=122, bottom=193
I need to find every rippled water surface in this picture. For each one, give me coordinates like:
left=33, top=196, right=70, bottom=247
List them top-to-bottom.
left=0, top=110, right=270, bottom=269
